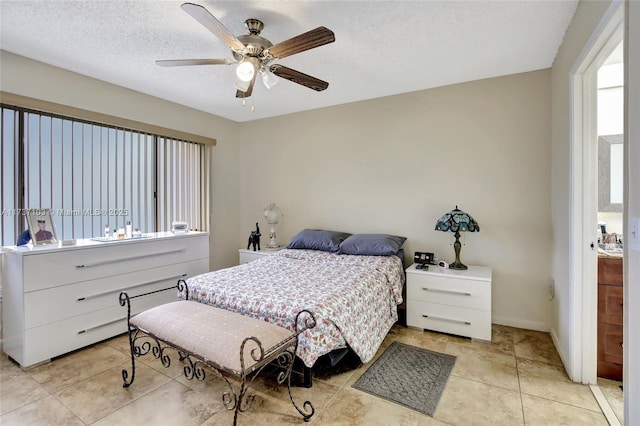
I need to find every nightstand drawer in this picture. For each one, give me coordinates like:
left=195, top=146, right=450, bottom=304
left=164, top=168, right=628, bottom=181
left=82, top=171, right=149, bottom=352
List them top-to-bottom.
left=406, top=273, right=490, bottom=311
left=407, top=300, right=491, bottom=341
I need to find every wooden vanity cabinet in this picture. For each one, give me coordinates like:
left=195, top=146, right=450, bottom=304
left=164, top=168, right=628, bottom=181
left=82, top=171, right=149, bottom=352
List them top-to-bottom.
left=597, top=256, right=623, bottom=381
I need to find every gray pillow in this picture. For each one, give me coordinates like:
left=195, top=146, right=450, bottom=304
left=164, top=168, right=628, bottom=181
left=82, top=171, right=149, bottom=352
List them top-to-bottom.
left=285, top=229, right=352, bottom=253
left=338, top=233, right=407, bottom=256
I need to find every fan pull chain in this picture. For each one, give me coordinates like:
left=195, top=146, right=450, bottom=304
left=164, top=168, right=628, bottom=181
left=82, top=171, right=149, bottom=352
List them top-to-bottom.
left=240, top=95, right=255, bottom=112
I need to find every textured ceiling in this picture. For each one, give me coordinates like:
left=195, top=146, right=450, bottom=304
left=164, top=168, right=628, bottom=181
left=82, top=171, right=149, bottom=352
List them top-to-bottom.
left=0, top=1, right=579, bottom=123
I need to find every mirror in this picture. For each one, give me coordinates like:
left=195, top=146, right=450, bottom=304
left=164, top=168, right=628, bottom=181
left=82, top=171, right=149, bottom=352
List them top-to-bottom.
left=598, top=134, right=623, bottom=212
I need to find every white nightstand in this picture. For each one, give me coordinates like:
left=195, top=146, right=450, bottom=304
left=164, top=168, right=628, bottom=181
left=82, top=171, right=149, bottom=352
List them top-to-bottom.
left=238, top=248, right=280, bottom=264
left=405, top=263, right=492, bottom=341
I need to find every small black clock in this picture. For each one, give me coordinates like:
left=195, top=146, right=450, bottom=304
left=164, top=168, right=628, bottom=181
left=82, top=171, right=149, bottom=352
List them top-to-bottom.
left=414, top=251, right=435, bottom=266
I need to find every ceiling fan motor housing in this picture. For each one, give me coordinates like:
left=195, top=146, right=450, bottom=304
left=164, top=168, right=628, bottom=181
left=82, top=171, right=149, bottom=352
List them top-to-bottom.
left=245, top=18, right=264, bottom=35
left=233, top=19, right=273, bottom=61
left=235, top=34, right=272, bottom=59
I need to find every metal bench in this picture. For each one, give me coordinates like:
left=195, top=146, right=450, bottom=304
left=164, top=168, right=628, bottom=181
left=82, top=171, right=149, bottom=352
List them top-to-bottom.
left=119, top=280, right=316, bottom=425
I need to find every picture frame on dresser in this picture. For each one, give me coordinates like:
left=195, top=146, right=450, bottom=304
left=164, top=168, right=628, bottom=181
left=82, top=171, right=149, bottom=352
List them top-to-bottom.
left=26, top=208, right=58, bottom=246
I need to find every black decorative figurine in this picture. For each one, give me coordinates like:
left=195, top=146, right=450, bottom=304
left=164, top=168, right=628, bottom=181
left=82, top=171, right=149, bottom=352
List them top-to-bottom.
left=247, top=223, right=261, bottom=251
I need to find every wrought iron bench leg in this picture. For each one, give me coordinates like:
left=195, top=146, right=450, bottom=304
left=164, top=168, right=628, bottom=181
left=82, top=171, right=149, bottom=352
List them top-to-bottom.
left=119, top=291, right=136, bottom=388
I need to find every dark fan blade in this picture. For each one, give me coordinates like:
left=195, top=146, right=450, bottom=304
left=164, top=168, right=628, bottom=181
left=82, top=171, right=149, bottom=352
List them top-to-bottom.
left=181, top=3, right=245, bottom=51
left=267, top=27, right=335, bottom=59
left=156, top=59, right=233, bottom=67
left=270, top=65, right=329, bottom=91
left=236, top=73, right=257, bottom=98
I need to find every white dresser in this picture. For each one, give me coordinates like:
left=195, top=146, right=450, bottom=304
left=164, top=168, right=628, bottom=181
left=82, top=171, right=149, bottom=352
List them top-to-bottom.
left=2, top=232, right=209, bottom=367
left=238, top=248, right=280, bottom=264
left=405, top=263, right=492, bottom=341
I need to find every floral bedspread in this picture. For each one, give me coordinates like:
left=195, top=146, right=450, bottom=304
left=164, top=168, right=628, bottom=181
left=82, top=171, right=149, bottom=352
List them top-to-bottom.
left=183, top=249, right=405, bottom=367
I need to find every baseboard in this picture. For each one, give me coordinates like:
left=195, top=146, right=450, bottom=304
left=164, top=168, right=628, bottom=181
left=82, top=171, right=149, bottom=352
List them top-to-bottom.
left=492, top=316, right=550, bottom=332
left=549, top=327, right=570, bottom=371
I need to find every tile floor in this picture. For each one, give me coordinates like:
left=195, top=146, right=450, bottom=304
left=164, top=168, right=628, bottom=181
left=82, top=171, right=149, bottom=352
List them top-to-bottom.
left=0, top=324, right=624, bottom=425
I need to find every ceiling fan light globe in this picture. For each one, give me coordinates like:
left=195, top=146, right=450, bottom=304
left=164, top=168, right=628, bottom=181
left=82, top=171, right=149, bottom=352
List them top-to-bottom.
left=236, top=61, right=255, bottom=82
left=261, top=71, right=279, bottom=90
left=234, top=76, right=251, bottom=92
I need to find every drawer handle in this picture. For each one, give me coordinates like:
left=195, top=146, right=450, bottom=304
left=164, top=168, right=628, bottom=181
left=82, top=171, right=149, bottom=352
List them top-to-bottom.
left=76, top=249, right=186, bottom=269
left=77, top=273, right=187, bottom=301
left=422, top=287, right=472, bottom=296
left=422, top=314, right=471, bottom=325
left=78, top=317, right=126, bottom=334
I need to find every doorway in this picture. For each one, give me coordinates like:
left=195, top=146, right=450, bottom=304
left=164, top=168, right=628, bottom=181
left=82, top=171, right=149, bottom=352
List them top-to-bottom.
left=569, top=0, right=623, bottom=388
left=569, top=2, right=624, bottom=422
left=594, top=43, right=624, bottom=424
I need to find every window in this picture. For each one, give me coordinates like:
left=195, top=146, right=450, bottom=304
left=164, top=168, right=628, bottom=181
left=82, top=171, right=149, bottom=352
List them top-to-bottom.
left=1, top=105, right=209, bottom=246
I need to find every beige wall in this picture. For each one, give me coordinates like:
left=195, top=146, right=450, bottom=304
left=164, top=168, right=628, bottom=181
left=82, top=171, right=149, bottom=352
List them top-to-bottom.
left=1, top=50, right=553, bottom=331
left=239, top=70, right=553, bottom=331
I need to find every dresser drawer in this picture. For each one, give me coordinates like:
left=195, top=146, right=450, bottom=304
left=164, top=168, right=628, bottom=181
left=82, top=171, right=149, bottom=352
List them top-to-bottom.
left=23, top=234, right=209, bottom=291
left=598, top=257, right=623, bottom=286
left=24, top=258, right=208, bottom=329
left=407, top=273, right=490, bottom=311
left=598, top=284, right=623, bottom=325
left=21, top=290, right=174, bottom=367
left=406, top=300, right=491, bottom=341
left=598, top=323, right=623, bottom=365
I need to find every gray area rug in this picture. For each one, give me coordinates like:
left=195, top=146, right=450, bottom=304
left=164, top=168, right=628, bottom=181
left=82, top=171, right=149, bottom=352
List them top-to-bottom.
left=351, top=341, right=456, bottom=416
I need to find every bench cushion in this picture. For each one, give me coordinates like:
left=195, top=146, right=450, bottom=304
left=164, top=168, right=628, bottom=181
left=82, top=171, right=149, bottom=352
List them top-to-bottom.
left=130, top=301, right=293, bottom=374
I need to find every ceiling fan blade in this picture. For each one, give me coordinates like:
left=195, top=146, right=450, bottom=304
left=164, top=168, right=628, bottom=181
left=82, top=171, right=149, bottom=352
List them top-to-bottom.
left=181, top=2, right=245, bottom=51
left=267, top=27, right=335, bottom=59
left=156, top=59, right=233, bottom=67
left=270, top=65, right=329, bottom=91
left=236, top=73, right=257, bottom=98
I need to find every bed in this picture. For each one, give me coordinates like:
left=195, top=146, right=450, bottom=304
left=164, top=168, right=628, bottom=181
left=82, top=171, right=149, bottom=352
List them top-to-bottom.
left=182, top=230, right=406, bottom=373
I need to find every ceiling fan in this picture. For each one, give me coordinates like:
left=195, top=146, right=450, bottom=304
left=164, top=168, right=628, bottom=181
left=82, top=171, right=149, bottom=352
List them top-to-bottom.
left=157, top=2, right=335, bottom=99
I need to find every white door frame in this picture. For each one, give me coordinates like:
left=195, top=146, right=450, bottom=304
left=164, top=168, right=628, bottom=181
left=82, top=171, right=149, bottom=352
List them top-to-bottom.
left=569, top=0, right=624, bottom=384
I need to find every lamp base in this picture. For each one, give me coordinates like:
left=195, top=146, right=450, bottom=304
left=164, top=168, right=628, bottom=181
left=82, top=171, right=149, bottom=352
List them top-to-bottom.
left=266, top=224, right=278, bottom=249
left=450, top=230, right=467, bottom=270
left=266, top=241, right=280, bottom=249
left=448, top=261, right=468, bottom=270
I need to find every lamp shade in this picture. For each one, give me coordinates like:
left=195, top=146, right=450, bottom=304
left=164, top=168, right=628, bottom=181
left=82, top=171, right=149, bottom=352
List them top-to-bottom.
left=261, top=70, right=279, bottom=89
left=234, top=76, right=251, bottom=92
left=264, top=203, right=281, bottom=225
left=434, top=206, right=480, bottom=233
left=435, top=206, right=479, bottom=270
